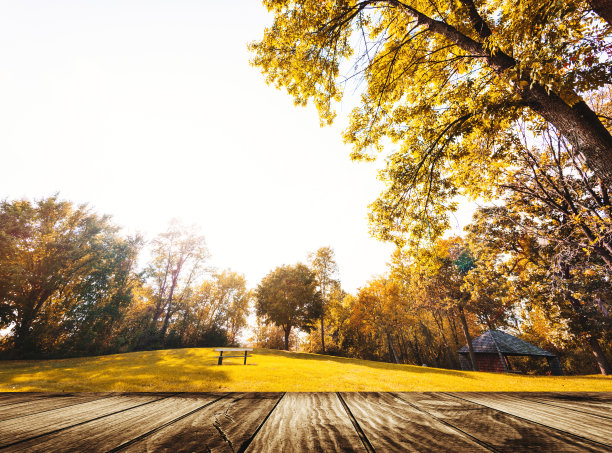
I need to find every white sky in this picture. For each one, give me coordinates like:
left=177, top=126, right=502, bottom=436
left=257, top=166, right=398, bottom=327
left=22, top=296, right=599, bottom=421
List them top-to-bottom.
left=0, top=0, right=471, bottom=293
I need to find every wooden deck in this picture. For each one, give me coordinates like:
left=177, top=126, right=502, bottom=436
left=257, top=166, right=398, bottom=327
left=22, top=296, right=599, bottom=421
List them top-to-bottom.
left=0, top=392, right=610, bottom=452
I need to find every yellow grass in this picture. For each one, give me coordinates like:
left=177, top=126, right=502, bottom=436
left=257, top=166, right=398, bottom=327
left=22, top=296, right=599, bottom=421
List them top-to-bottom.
left=0, top=348, right=610, bottom=392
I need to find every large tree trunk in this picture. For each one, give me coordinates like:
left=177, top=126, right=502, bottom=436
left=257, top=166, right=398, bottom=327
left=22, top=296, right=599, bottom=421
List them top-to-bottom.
left=589, top=0, right=612, bottom=26
left=399, top=3, right=612, bottom=184
left=521, top=90, right=612, bottom=186
left=150, top=297, right=165, bottom=331
left=458, top=306, right=479, bottom=371
left=13, top=317, right=33, bottom=352
left=283, top=326, right=291, bottom=351
left=588, top=336, right=611, bottom=376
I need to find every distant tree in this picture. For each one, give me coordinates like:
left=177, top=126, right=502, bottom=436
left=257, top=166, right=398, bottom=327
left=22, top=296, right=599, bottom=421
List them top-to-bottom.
left=0, top=196, right=140, bottom=354
left=146, top=220, right=209, bottom=344
left=59, top=234, right=143, bottom=355
left=407, top=238, right=490, bottom=370
left=308, top=246, right=339, bottom=353
left=389, top=248, right=461, bottom=368
left=255, top=264, right=323, bottom=350
left=175, top=270, right=251, bottom=346
left=217, top=271, right=251, bottom=346
left=353, top=277, right=406, bottom=364
left=251, top=318, right=299, bottom=350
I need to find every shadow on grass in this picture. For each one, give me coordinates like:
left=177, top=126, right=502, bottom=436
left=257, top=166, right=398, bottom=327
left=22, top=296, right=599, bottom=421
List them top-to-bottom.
left=237, top=348, right=476, bottom=379
left=1, top=349, right=231, bottom=390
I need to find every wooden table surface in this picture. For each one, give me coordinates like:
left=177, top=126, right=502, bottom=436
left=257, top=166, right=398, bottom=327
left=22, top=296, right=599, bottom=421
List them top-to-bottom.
left=0, top=392, right=609, bottom=452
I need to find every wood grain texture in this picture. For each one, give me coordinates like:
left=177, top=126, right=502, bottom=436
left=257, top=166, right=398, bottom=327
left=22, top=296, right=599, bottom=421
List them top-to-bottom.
left=0, top=392, right=610, bottom=452
left=124, top=392, right=282, bottom=452
left=246, top=392, right=366, bottom=452
left=340, top=392, right=489, bottom=452
left=399, top=392, right=608, bottom=452
left=450, top=392, right=612, bottom=447
left=517, top=392, right=612, bottom=419
left=0, top=393, right=170, bottom=448
left=0, top=393, right=110, bottom=421
left=0, top=393, right=57, bottom=407
left=4, top=393, right=222, bottom=453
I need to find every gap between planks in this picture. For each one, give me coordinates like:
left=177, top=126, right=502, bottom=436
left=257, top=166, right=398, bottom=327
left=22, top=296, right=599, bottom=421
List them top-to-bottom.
left=1, top=392, right=609, bottom=452
left=0, top=393, right=179, bottom=450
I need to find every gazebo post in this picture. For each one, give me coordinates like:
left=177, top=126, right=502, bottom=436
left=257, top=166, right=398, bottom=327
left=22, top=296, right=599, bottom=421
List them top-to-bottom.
left=496, top=351, right=509, bottom=372
left=504, top=356, right=513, bottom=371
left=547, top=356, right=563, bottom=376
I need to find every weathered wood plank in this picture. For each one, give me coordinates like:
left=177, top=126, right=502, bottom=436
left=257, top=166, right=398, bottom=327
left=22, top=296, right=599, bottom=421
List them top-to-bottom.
left=123, top=392, right=282, bottom=452
left=246, top=392, right=366, bottom=452
left=340, top=392, right=490, bottom=452
left=399, top=392, right=608, bottom=452
left=450, top=392, right=612, bottom=447
left=515, top=392, right=612, bottom=419
left=0, top=393, right=172, bottom=448
left=0, top=393, right=111, bottom=421
left=0, top=393, right=57, bottom=407
left=4, top=393, right=224, bottom=452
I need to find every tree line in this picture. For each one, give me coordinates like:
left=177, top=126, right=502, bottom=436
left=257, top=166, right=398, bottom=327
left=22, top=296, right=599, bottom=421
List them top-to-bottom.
left=247, top=0, right=611, bottom=375
left=1, top=195, right=609, bottom=374
left=0, top=197, right=249, bottom=358
left=253, top=235, right=610, bottom=376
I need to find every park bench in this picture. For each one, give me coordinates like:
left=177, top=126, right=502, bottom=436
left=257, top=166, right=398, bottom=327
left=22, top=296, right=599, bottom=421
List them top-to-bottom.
left=214, top=348, right=253, bottom=365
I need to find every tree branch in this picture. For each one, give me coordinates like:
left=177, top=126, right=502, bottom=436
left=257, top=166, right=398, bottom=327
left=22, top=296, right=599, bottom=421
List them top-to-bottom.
left=458, top=0, right=492, bottom=40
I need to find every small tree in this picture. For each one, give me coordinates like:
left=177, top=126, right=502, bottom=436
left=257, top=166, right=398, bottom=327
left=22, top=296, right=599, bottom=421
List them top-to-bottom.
left=146, top=220, right=209, bottom=343
left=308, top=246, right=339, bottom=353
left=255, top=264, right=323, bottom=350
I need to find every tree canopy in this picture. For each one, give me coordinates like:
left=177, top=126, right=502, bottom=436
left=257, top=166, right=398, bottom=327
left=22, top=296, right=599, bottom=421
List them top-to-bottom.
left=251, top=0, right=612, bottom=244
left=0, top=197, right=141, bottom=354
left=0, top=197, right=251, bottom=357
left=255, top=263, right=323, bottom=350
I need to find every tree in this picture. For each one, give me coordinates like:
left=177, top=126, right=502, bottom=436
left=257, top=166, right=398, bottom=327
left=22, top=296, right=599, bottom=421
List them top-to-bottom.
left=251, top=0, right=612, bottom=244
left=588, top=0, right=612, bottom=26
left=460, top=114, right=612, bottom=374
left=0, top=196, right=140, bottom=354
left=468, top=205, right=612, bottom=374
left=146, top=220, right=209, bottom=344
left=58, top=234, right=143, bottom=355
left=403, top=237, right=508, bottom=370
left=308, top=246, right=340, bottom=352
left=390, top=247, right=463, bottom=368
left=255, top=264, right=323, bottom=350
left=182, top=270, right=250, bottom=346
left=217, top=271, right=251, bottom=346
left=353, top=276, right=407, bottom=363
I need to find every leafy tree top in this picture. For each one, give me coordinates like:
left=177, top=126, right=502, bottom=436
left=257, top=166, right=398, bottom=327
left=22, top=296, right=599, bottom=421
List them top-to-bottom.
left=251, top=0, right=612, bottom=245
left=255, top=263, right=323, bottom=332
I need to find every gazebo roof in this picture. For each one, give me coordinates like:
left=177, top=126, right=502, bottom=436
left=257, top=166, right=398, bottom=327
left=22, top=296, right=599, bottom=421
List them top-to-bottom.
left=458, top=330, right=556, bottom=357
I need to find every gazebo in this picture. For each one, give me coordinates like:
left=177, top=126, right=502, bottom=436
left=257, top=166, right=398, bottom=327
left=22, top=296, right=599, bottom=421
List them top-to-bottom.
left=458, top=330, right=563, bottom=375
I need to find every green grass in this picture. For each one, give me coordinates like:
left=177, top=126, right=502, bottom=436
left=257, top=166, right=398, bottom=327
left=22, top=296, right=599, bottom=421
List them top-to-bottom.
left=0, top=348, right=609, bottom=392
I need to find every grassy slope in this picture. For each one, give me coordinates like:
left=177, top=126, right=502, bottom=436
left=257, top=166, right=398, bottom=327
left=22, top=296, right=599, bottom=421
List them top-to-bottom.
left=0, top=348, right=610, bottom=392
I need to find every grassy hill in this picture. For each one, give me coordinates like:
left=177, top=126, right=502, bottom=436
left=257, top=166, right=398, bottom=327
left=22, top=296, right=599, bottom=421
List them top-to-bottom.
left=0, top=348, right=610, bottom=392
